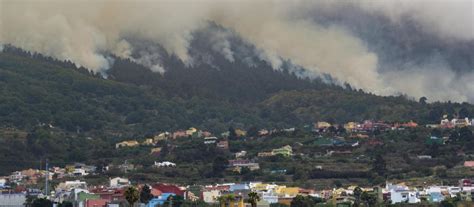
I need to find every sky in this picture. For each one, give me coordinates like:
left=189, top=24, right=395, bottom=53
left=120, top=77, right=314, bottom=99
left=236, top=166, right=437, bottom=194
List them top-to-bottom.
left=1, top=0, right=473, bottom=102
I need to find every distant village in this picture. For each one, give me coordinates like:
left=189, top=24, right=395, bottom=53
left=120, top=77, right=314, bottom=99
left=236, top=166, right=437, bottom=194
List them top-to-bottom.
left=114, top=116, right=474, bottom=158
left=2, top=117, right=474, bottom=206
left=3, top=172, right=474, bottom=206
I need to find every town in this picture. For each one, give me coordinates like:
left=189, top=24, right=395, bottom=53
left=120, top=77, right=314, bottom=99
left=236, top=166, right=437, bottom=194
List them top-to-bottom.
left=2, top=0, right=474, bottom=206
left=2, top=117, right=474, bottom=207
left=2, top=175, right=474, bottom=207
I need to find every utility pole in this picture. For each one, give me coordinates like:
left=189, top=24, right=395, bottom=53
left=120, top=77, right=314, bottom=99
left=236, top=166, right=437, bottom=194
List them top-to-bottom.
left=44, top=159, right=49, bottom=197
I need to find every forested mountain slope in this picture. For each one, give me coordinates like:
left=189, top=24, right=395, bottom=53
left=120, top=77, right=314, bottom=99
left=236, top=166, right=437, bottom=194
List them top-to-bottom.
left=1, top=45, right=474, bottom=174
left=2, top=45, right=474, bottom=134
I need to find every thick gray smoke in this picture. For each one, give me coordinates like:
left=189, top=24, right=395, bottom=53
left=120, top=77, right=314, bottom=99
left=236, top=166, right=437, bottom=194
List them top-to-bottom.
left=0, top=0, right=473, bottom=102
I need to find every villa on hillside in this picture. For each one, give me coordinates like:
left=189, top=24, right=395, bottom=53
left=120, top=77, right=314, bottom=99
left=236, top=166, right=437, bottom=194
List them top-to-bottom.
left=315, top=122, right=332, bottom=129
left=115, top=140, right=139, bottom=149
left=258, top=145, right=293, bottom=157
left=272, top=145, right=293, bottom=157
left=464, top=161, right=474, bottom=168
left=109, top=177, right=130, bottom=187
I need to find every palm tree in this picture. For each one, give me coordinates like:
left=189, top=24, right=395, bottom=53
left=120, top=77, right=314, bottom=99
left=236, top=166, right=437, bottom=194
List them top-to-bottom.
left=124, top=186, right=140, bottom=207
left=353, top=187, right=362, bottom=207
left=361, top=191, right=377, bottom=207
left=246, top=192, right=261, bottom=207
left=217, top=194, right=237, bottom=207
left=227, top=194, right=235, bottom=207
left=217, top=195, right=227, bottom=207
left=237, top=195, right=245, bottom=207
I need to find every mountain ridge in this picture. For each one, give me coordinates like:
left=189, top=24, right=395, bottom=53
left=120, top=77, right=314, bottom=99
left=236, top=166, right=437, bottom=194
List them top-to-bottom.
left=1, top=44, right=474, bottom=175
left=1, top=44, right=473, bottom=134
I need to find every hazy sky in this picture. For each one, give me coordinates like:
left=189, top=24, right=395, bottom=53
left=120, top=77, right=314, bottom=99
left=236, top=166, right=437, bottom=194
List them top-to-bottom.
left=1, top=0, right=473, bottom=102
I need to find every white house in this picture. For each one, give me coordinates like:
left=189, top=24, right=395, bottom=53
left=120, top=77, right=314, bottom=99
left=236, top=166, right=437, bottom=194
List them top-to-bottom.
left=440, top=118, right=450, bottom=126
left=451, top=118, right=471, bottom=127
left=204, top=137, right=218, bottom=144
left=235, top=151, right=247, bottom=158
left=154, top=161, right=176, bottom=167
left=71, top=163, right=95, bottom=176
left=73, top=168, right=88, bottom=176
left=9, top=171, right=23, bottom=182
left=109, top=177, right=130, bottom=187
left=0, top=178, right=6, bottom=188
left=56, top=180, right=87, bottom=192
left=386, top=183, right=420, bottom=204
left=425, top=186, right=448, bottom=194
left=448, top=187, right=461, bottom=197
left=390, top=189, right=420, bottom=204
left=202, top=190, right=221, bottom=203
left=261, top=191, right=279, bottom=204
left=0, top=194, right=26, bottom=207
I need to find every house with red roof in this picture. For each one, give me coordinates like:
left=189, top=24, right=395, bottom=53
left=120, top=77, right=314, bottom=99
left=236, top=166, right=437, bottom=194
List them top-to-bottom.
left=172, top=130, right=188, bottom=139
left=366, top=139, right=384, bottom=146
left=464, top=161, right=474, bottom=167
left=151, top=183, right=185, bottom=197
left=204, top=185, right=230, bottom=192
left=150, top=187, right=162, bottom=197
left=90, top=188, right=125, bottom=202
left=85, top=199, right=108, bottom=207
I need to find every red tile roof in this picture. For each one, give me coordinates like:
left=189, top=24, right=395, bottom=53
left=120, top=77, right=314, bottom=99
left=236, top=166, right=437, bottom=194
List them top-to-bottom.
left=464, top=161, right=474, bottom=167
left=152, top=183, right=185, bottom=196
left=151, top=188, right=162, bottom=197
left=85, top=199, right=108, bottom=207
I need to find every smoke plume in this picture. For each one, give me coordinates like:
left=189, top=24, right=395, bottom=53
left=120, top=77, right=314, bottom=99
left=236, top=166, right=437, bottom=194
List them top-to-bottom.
left=0, top=0, right=473, bottom=102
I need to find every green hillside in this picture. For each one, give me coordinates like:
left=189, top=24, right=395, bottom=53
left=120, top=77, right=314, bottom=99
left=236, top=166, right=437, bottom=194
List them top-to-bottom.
left=1, top=46, right=474, bottom=175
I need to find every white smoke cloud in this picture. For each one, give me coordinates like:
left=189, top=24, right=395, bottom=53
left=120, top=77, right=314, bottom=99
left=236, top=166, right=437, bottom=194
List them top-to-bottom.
left=0, top=0, right=473, bottom=102
left=0, top=0, right=208, bottom=70
left=1, top=0, right=113, bottom=69
left=288, top=0, right=474, bottom=41
left=356, top=0, right=474, bottom=41
left=214, top=14, right=384, bottom=93
left=209, top=30, right=235, bottom=63
left=112, top=39, right=132, bottom=59
left=133, top=45, right=166, bottom=74
left=382, top=56, right=474, bottom=103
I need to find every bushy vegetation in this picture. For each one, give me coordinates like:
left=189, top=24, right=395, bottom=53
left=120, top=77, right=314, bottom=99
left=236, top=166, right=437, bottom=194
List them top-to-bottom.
left=1, top=45, right=474, bottom=180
